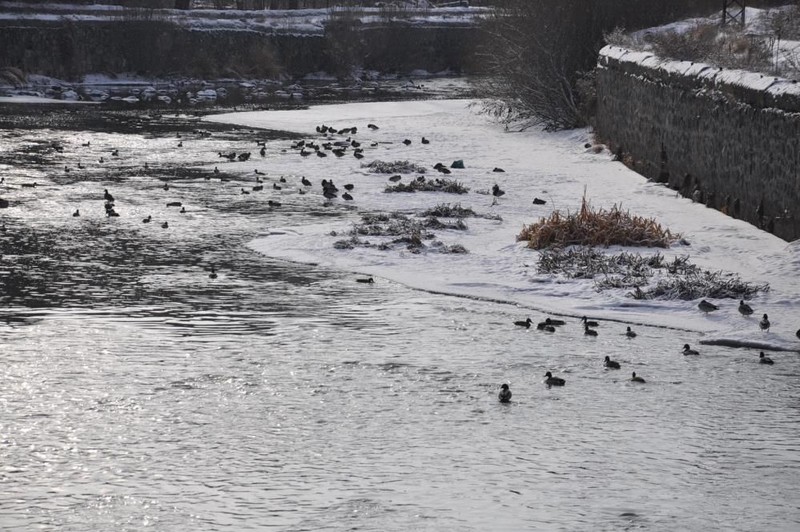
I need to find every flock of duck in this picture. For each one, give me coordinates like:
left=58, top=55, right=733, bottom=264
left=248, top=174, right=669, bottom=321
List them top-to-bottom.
left=499, top=308, right=787, bottom=403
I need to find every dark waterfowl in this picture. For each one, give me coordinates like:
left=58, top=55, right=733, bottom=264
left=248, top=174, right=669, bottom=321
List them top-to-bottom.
left=421, top=137, right=430, bottom=144
left=402, top=139, right=412, bottom=145
left=493, top=167, right=505, bottom=173
left=389, top=175, right=402, bottom=182
left=301, top=176, right=312, bottom=187
left=344, top=183, right=354, bottom=191
left=492, top=184, right=505, bottom=198
left=253, top=185, right=264, bottom=192
left=103, top=189, right=114, bottom=202
left=342, top=192, right=353, bottom=201
left=532, top=197, right=546, bottom=205
left=268, top=200, right=282, bottom=207
left=72, top=209, right=80, bottom=217
left=142, top=215, right=151, bottom=223
left=161, top=221, right=169, bottom=229
left=209, top=266, right=218, bottom=279
left=356, top=277, right=374, bottom=284
left=698, top=299, right=718, bottom=313
left=738, top=300, right=754, bottom=316
left=759, top=314, right=770, bottom=332
left=581, top=316, right=599, bottom=327
left=514, top=318, right=533, bottom=328
left=545, top=318, right=566, bottom=326
left=537, top=322, right=556, bottom=332
left=584, top=326, right=598, bottom=337
left=625, top=326, right=637, bottom=338
left=682, top=344, right=699, bottom=355
left=759, top=352, right=774, bottom=365
left=604, top=356, right=620, bottom=369
left=544, top=371, right=565, bottom=386
left=630, top=372, right=646, bottom=383
left=498, top=383, right=512, bottom=403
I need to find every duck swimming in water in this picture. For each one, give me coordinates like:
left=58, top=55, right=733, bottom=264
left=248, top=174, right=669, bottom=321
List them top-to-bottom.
left=209, top=266, right=218, bottom=279
left=738, top=300, right=754, bottom=316
left=759, top=314, right=770, bottom=332
left=514, top=317, right=532, bottom=328
left=545, top=318, right=566, bottom=326
left=537, top=322, right=556, bottom=332
left=584, top=325, right=598, bottom=337
left=625, top=326, right=637, bottom=338
left=682, top=344, right=699, bottom=355
left=759, top=352, right=774, bottom=365
left=604, top=356, right=620, bottom=369
left=544, top=371, right=565, bottom=386
left=630, top=372, right=646, bottom=383
left=498, top=383, right=512, bottom=403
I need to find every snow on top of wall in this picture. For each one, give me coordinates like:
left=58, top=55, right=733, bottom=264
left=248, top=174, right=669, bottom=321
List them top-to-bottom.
left=599, top=44, right=800, bottom=105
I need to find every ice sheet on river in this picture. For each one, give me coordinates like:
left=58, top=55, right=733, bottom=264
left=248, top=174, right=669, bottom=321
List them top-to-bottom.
left=206, top=99, right=800, bottom=351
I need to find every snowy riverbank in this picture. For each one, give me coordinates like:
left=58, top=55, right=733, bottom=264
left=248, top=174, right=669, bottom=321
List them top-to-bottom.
left=205, top=99, right=800, bottom=352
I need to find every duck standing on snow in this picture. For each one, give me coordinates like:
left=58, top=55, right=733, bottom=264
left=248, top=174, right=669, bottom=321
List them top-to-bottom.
left=698, top=299, right=718, bottom=313
left=738, top=300, right=754, bottom=316
left=759, top=314, right=770, bottom=332
left=582, top=316, right=599, bottom=327
left=682, top=344, right=699, bottom=355
left=759, top=352, right=774, bottom=365
left=499, top=384, right=512, bottom=403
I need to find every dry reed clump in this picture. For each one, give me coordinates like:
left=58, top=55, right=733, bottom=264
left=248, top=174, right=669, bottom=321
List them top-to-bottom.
left=363, top=160, right=427, bottom=174
left=385, top=178, right=469, bottom=194
left=518, top=196, right=679, bottom=249
left=333, top=211, right=469, bottom=255
left=537, top=248, right=769, bottom=301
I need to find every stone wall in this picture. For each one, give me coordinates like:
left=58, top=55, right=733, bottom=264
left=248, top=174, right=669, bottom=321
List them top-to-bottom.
left=595, top=45, right=800, bottom=242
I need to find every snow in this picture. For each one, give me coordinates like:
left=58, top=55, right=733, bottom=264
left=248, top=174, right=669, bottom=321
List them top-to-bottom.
left=0, top=3, right=487, bottom=36
left=204, top=99, right=800, bottom=352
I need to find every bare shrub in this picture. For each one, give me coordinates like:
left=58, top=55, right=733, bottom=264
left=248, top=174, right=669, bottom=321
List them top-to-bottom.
left=518, top=195, right=679, bottom=249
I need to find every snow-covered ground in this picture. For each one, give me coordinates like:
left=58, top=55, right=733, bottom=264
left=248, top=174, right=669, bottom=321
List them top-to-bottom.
left=0, top=2, right=486, bottom=35
left=205, top=99, right=800, bottom=352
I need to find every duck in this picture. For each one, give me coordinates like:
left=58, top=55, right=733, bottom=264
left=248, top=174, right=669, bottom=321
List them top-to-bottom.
left=421, top=137, right=430, bottom=144
left=402, top=139, right=412, bottom=145
left=354, top=152, right=364, bottom=159
left=389, top=175, right=402, bottom=182
left=301, top=176, right=312, bottom=187
left=162, top=183, right=170, bottom=191
left=273, top=183, right=282, bottom=190
left=343, top=183, right=354, bottom=191
left=491, top=184, right=505, bottom=198
left=241, top=188, right=250, bottom=195
left=103, top=189, right=114, bottom=202
left=342, top=192, right=353, bottom=201
left=532, top=197, right=546, bottom=205
left=267, top=200, right=282, bottom=207
left=179, top=207, right=186, bottom=214
left=72, top=209, right=80, bottom=217
left=142, top=215, right=151, bottom=223
left=161, top=221, right=169, bottom=229
left=209, top=266, right=218, bottom=280
left=356, top=277, right=374, bottom=284
left=698, top=299, right=718, bottom=313
left=738, top=300, right=754, bottom=316
left=759, top=314, right=770, bottom=332
left=581, top=316, right=599, bottom=327
left=514, top=317, right=532, bottom=328
left=545, top=318, right=566, bottom=326
left=537, top=323, right=556, bottom=332
left=584, top=326, right=598, bottom=337
left=625, top=326, right=637, bottom=338
left=682, top=344, right=699, bottom=355
left=759, top=352, right=774, bottom=365
left=604, top=356, right=620, bottom=369
left=544, top=371, right=565, bottom=386
left=630, top=372, right=646, bottom=383
left=498, top=383, right=512, bottom=403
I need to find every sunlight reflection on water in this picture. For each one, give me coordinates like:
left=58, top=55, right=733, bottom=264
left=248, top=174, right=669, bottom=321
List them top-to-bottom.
left=1, top=112, right=799, bottom=532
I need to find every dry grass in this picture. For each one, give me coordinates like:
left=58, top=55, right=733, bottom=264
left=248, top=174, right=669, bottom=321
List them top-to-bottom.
left=517, top=195, right=679, bottom=249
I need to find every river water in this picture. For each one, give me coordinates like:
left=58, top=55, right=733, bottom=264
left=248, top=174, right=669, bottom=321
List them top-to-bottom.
left=1, top=104, right=799, bottom=531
